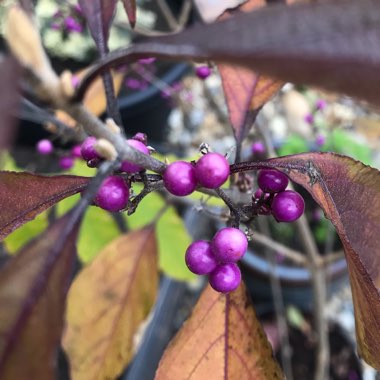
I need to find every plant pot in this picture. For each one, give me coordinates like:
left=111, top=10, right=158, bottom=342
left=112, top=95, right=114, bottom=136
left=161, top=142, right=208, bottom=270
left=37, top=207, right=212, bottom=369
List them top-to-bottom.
left=241, top=248, right=348, bottom=311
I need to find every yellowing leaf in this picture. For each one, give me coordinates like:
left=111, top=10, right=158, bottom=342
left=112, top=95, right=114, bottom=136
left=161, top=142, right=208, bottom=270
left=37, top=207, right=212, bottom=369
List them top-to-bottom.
left=63, top=227, right=159, bottom=380
left=156, top=283, right=283, bottom=379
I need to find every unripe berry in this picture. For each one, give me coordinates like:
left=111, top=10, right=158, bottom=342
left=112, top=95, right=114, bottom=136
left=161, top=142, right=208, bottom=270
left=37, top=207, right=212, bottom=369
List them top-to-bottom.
left=195, top=66, right=211, bottom=80
left=81, top=136, right=99, bottom=161
left=36, top=139, right=53, bottom=155
left=120, top=139, right=150, bottom=173
left=195, top=153, right=230, bottom=189
left=59, top=156, right=74, bottom=170
left=163, top=161, right=197, bottom=196
left=257, top=169, right=289, bottom=193
left=94, top=176, right=129, bottom=212
left=271, top=190, right=305, bottom=223
left=211, top=227, right=248, bottom=263
left=185, top=240, right=218, bottom=275
left=209, top=263, right=241, bottom=293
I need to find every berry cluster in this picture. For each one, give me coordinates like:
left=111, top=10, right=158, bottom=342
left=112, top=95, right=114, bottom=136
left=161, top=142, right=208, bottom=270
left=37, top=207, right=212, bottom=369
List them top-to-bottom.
left=80, top=134, right=150, bottom=173
left=36, top=139, right=82, bottom=171
left=163, top=152, right=230, bottom=196
left=255, top=169, right=305, bottom=222
left=185, top=227, right=247, bottom=293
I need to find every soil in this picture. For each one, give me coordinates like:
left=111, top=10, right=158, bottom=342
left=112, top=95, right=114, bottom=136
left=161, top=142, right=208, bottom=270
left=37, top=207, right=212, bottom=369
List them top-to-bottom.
left=275, top=321, right=362, bottom=380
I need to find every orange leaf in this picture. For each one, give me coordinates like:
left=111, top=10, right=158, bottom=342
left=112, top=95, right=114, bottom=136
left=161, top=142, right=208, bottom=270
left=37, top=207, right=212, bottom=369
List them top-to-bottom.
left=218, top=0, right=283, bottom=142
left=54, top=69, right=124, bottom=128
left=0, top=171, right=89, bottom=240
left=0, top=209, right=82, bottom=380
left=63, top=227, right=159, bottom=380
left=155, top=283, right=283, bottom=380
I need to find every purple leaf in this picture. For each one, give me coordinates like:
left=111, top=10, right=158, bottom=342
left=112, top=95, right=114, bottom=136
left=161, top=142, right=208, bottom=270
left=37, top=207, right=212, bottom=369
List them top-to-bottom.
left=77, top=0, right=380, bottom=107
left=78, top=0, right=117, bottom=54
left=121, top=0, right=136, bottom=28
left=0, top=57, right=20, bottom=150
left=0, top=171, right=89, bottom=240
left=0, top=208, right=82, bottom=379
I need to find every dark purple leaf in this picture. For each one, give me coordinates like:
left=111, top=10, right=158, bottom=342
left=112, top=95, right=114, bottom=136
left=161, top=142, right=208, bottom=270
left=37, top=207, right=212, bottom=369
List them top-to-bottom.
left=77, top=0, right=380, bottom=107
left=79, top=0, right=117, bottom=54
left=121, top=0, right=136, bottom=28
left=0, top=57, right=20, bottom=150
left=233, top=153, right=380, bottom=369
left=0, top=172, right=89, bottom=240
left=0, top=208, right=82, bottom=379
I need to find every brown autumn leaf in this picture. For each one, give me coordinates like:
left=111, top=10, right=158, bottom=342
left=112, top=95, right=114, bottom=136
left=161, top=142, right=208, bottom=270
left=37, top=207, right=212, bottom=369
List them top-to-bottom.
left=218, top=0, right=283, bottom=143
left=233, top=152, right=380, bottom=369
left=0, top=171, right=89, bottom=240
left=0, top=208, right=82, bottom=380
left=63, top=226, right=159, bottom=380
left=155, top=283, right=283, bottom=380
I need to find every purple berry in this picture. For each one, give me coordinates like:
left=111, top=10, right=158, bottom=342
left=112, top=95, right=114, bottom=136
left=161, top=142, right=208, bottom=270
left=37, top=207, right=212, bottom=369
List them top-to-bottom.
left=64, top=16, right=82, bottom=33
left=138, top=57, right=156, bottom=65
left=195, top=66, right=211, bottom=80
left=71, top=75, right=80, bottom=89
left=316, top=99, right=327, bottom=111
left=304, top=113, right=314, bottom=124
left=132, top=132, right=147, bottom=145
left=315, top=134, right=326, bottom=146
left=81, top=136, right=99, bottom=161
left=36, top=139, right=53, bottom=155
left=120, top=139, right=149, bottom=173
left=251, top=141, right=266, bottom=155
left=71, top=144, right=82, bottom=158
left=195, top=153, right=230, bottom=189
left=59, top=156, right=74, bottom=170
left=87, top=158, right=101, bottom=168
left=163, top=161, right=197, bottom=196
left=257, top=169, right=289, bottom=193
left=94, top=176, right=129, bottom=212
left=254, top=188, right=270, bottom=201
left=271, top=190, right=305, bottom=223
left=211, top=227, right=248, bottom=263
left=185, top=240, right=218, bottom=275
left=209, top=263, right=241, bottom=293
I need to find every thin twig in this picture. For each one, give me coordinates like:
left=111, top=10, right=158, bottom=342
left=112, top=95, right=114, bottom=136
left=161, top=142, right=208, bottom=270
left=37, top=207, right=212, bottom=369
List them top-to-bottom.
left=157, top=0, right=179, bottom=30
left=256, top=119, right=329, bottom=380
left=257, top=217, right=294, bottom=380
left=253, top=231, right=306, bottom=266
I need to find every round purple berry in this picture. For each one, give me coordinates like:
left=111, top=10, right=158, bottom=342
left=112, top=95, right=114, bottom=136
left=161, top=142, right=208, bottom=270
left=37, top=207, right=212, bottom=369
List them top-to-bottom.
left=195, top=66, right=211, bottom=80
left=316, top=99, right=327, bottom=111
left=304, top=113, right=314, bottom=124
left=315, top=134, right=326, bottom=147
left=81, top=136, right=99, bottom=161
left=36, top=139, right=53, bottom=155
left=120, top=139, right=150, bottom=173
left=251, top=141, right=266, bottom=155
left=71, top=144, right=82, bottom=158
left=195, top=153, right=230, bottom=189
left=59, top=156, right=74, bottom=170
left=163, top=161, right=197, bottom=196
left=257, top=169, right=289, bottom=193
left=94, top=176, right=129, bottom=212
left=254, top=188, right=270, bottom=201
left=271, top=190, right=305, bottom=223
left=211, top=227, right=248, bottom=263
left=185, top=240, right=218, bottom=275
left=209, top=263, right=241, bottom=293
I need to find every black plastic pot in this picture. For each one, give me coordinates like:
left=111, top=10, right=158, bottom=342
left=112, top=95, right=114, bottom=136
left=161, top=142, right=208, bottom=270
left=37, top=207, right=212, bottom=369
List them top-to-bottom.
left=241, top=249, right=348, bottom=311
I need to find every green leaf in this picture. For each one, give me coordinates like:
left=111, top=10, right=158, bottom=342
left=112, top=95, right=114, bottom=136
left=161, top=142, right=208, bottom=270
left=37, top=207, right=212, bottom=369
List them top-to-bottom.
left=128, top=185, right=195, bottom=281
left=57, top=194, right=120, bottom=263
left=4, top=212, right=48, bottom=254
